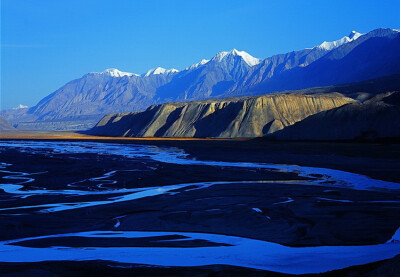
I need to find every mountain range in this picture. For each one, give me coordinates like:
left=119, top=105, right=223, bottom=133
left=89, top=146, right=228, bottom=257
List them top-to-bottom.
left=2, top=28, right=400, bottom=130
left=88, top=74, right=400, bottom=139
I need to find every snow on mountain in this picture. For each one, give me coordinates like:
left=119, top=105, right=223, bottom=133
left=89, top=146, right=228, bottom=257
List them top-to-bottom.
left=316, top=31, right=364, bottom=51
left=211, top=49, right=261, bottom=66
left=186, top=59, right=210, bottom=70
left=144, top=67, right=179, bottom=77
left=97, top=68, right=139, bottom=77
left=104, top=68, right=135, bottom=77
left=13, top=104, right=28, bottom=110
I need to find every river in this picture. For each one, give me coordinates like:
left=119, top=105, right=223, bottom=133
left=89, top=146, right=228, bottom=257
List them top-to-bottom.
left=0, top=140, right=399, bottom=274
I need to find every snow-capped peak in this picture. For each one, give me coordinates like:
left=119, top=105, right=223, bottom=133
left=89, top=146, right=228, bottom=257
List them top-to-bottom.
left=348, top=30, right=362, bottom=39
left=316, top=31, right=364, bottom=51
left=211, top=49, right=261, bottom=66
left=186, top=59, right=210, bottom=70
left=144, top=67, right=179, bottom=77
left=95, top=68, right=138, bottom=77
left=13, top=104, right=28, bottom=110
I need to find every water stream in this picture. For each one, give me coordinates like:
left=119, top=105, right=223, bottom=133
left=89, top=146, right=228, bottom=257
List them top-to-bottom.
left=0, top=140, right=399, bottom=274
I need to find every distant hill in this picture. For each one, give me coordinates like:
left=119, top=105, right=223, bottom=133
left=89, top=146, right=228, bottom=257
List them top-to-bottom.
left=2, top=28, right=399, bottom=131
left=0, top=116, right=15, bottom=131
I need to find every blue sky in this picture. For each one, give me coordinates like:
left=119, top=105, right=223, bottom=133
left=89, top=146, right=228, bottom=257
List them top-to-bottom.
left=1, top=0, right=399, bottom=110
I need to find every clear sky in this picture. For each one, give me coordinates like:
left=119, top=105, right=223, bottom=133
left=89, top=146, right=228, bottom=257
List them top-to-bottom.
left=1, top=0, right=399, bottom=110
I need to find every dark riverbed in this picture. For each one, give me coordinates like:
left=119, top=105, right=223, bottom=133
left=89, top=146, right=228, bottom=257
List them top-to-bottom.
left=0, top=140, right=400, bottom=276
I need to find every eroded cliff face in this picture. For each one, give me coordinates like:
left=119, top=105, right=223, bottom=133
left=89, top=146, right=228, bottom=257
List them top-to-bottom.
left=90, top=94, right=352, bottom=138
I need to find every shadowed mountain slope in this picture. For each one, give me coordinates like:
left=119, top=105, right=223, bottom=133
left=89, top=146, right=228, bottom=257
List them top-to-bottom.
left=272, top=91, right=400, bottom=141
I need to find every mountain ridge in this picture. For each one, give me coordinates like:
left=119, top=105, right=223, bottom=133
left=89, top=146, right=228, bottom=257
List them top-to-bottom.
left=2, top=28, right=399, bottom=131
left=89, top=94, right=352, bottom=138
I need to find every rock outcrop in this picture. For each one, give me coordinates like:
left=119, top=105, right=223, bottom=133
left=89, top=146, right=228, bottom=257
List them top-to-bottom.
left=89, top=94, right=352, bottom=138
